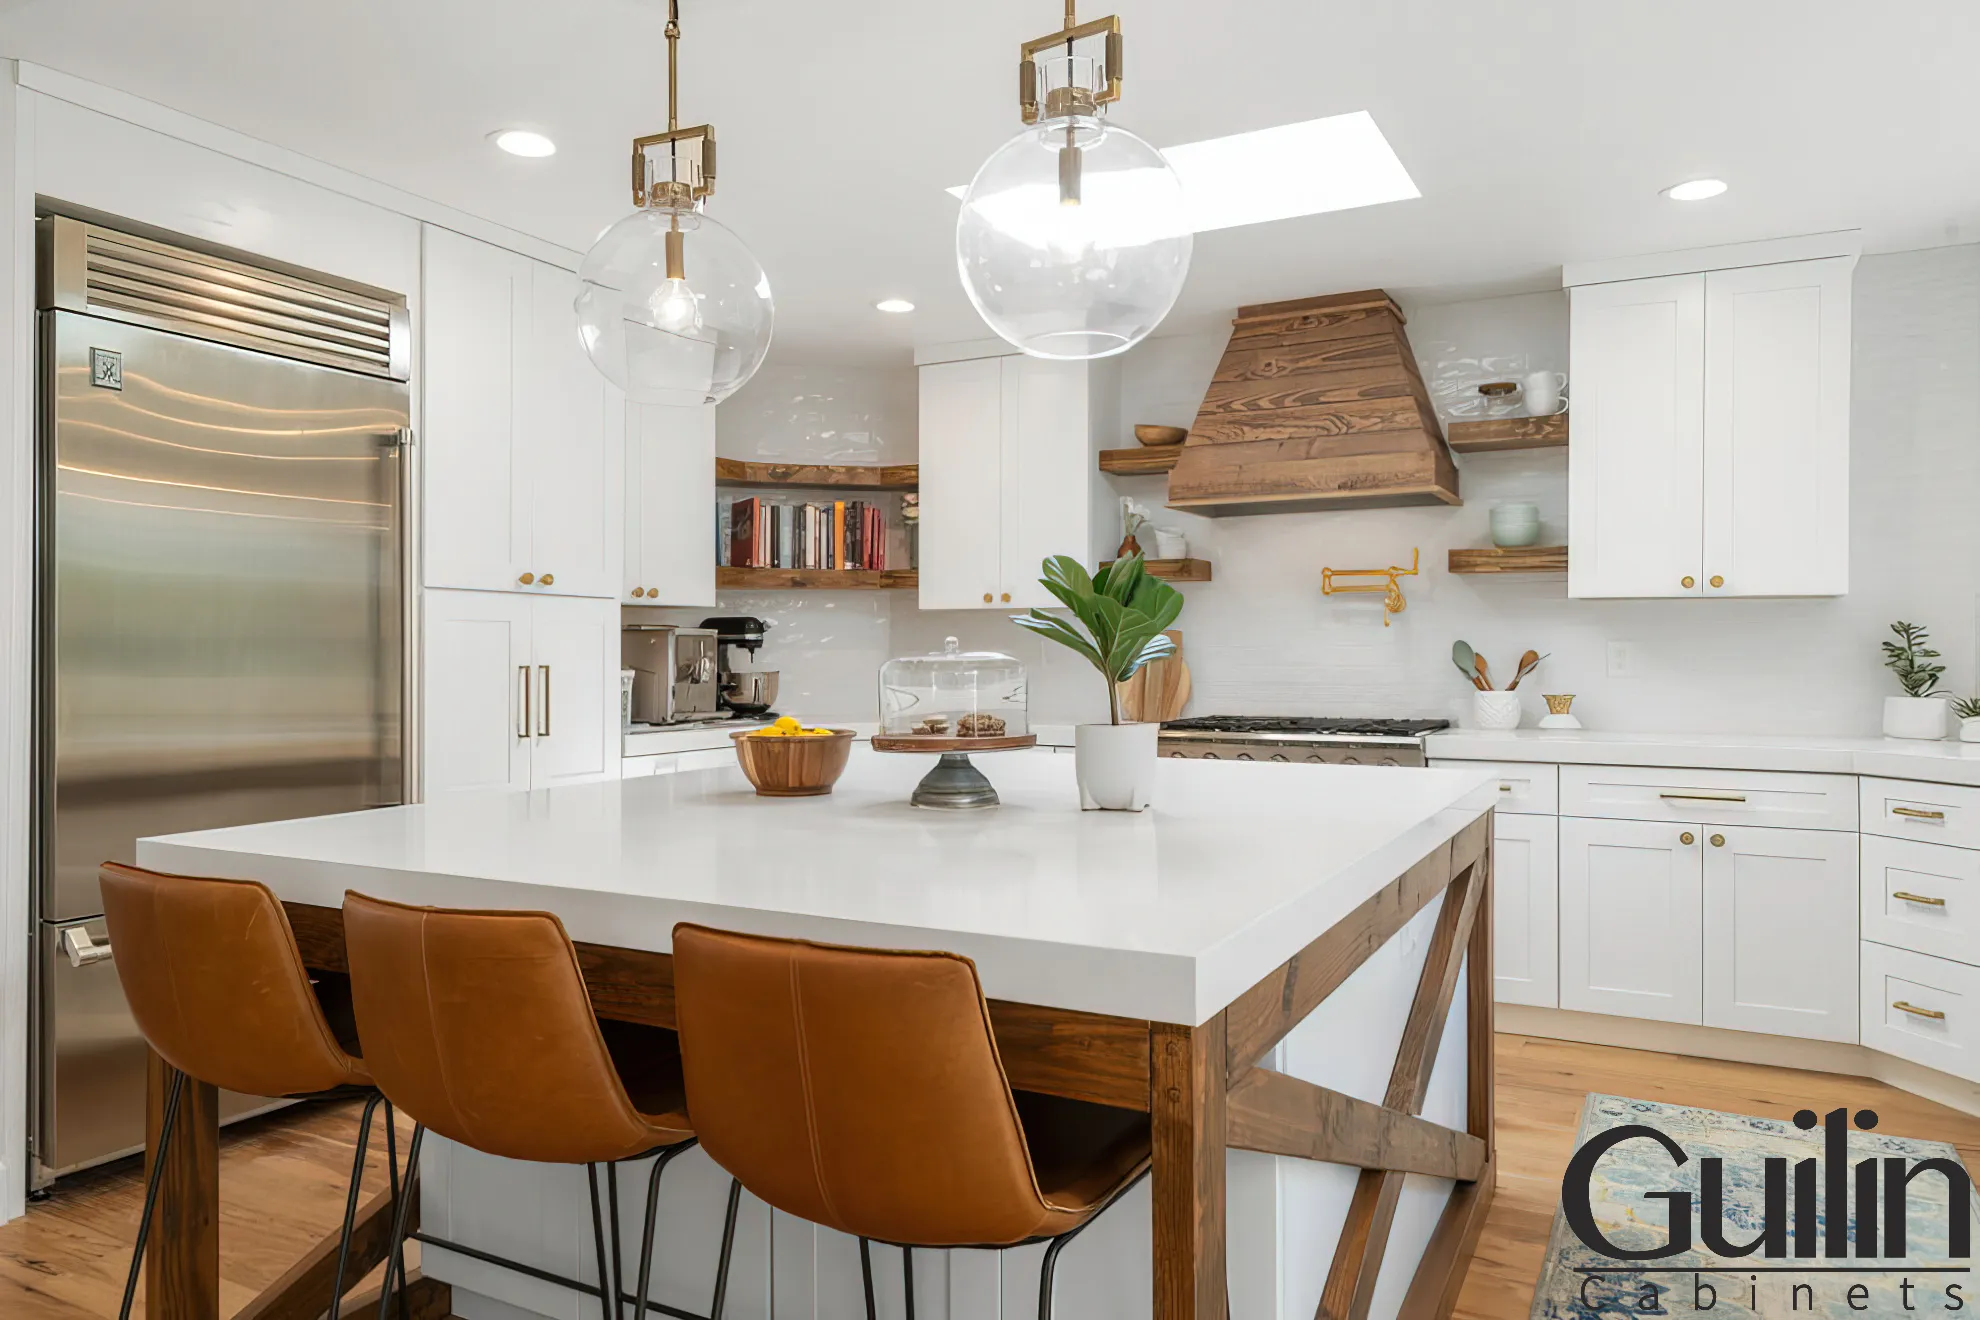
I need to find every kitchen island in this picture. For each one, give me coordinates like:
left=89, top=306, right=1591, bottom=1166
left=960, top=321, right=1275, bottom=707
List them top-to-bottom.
left=137, top=751, right=1497, bottom=1320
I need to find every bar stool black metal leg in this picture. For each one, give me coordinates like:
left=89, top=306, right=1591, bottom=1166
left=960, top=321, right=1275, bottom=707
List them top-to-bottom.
left=118, top=1067, right=186, bottom=1320
left=327, top=1092, right=385, bottom=1320
left=382, top=1101, right=408, bottom=1320
left=375, top=1124, right=425, bottom=1320
left=629, top=1143, right=694, bottom=1320
left=607, top=1161, right=626, bottom=1320
left=586, top=1164, right=615, bottom=1320
left=709, top=1178, right=741, bottom=1320
left=1036, top=1229, right=1079, bottom=1320
left=859, top=1237, right=876, bottom=1320
left=902, top=1245, right=915, bottom=1320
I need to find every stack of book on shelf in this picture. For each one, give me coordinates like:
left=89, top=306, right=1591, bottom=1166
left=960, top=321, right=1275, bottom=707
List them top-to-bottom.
left=720, top=496, right=892, bottom=571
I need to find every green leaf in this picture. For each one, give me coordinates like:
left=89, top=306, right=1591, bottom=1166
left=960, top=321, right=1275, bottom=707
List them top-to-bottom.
left=1014, top=553, right=1190, bottom=691
left=1102, top=554, right=1147, bottom=606
left=1010, top=611, right=1103, bottom=668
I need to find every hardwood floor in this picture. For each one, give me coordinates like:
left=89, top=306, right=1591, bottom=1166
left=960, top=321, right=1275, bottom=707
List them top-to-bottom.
left=5, top=1035, right=1979, bottom=1320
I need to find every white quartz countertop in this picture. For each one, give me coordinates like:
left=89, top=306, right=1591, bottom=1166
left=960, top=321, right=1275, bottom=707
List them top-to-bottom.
left=622, top=721, right=1078, bottom=757
left=1426, top=728, right=1980, bottom=786
left=138, top=751, right=1494, bottom=1026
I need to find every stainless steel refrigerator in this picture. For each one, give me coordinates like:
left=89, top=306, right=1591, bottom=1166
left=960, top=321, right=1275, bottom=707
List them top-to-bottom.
left=31, top=214, right=413, bottom=1185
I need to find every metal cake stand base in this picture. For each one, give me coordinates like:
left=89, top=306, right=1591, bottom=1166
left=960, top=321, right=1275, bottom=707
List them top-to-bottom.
left=910, top=752, right=1001, bottom=810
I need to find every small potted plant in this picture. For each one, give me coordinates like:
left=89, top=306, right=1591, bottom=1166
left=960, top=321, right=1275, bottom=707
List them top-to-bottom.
left=1011, top=554, right=1181, bottom=810
left=1882, top=621, right=1949, bottom=740
left=1955, top=697, right=1980, bottom=743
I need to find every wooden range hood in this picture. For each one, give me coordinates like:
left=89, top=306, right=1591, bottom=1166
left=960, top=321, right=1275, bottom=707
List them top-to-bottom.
left=1166, top=290, right=1460, bottom=515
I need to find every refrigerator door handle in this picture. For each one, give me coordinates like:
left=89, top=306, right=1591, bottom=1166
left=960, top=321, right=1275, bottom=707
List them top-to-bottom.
left=61, top=926, right=113, bottom=968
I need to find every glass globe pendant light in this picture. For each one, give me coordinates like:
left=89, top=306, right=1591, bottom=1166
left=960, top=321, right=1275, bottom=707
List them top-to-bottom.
left=575, top=0, right=772, bottom=406
left=956, top=2, right=1191, bottom=360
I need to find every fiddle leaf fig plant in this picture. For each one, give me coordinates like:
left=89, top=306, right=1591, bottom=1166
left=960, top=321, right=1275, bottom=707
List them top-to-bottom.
left=1011, top=554, right=1184, bottom=725
left=1883, top=621, right=1945, bottom=698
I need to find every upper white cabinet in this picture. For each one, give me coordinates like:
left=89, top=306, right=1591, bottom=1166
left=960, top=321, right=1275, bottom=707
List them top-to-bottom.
left=423, top=226, right=621, bottom=599
left=1567, top=239, right=1856, bottom=600
left=916, top=344, right=1114, bottom=610
left=624, top=402, right=716, bottom=607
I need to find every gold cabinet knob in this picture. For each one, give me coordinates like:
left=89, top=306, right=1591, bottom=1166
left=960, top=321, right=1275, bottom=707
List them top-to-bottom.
left=518, top=572, right=535, bottom=585
left=539, top=573, right=554, bottom=586
left=1709, top=575, right=1724, bottom=588
left=1681, top=576, right=1696, bottom=589
left=647, top=586, right=657, bottom=596
left=631, top=587, right=646, bottom=598
left=983, top=592, right=993, bottom=603
left=1001, top=592, right=1011, bottom=603
left=1680, top=831, right=1696, bottom=846
left=1710, top=833, right=1726, bottom=847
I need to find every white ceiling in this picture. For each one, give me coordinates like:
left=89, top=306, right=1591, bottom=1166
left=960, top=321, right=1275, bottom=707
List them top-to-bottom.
left=6, top=1, right=1978, bottom=364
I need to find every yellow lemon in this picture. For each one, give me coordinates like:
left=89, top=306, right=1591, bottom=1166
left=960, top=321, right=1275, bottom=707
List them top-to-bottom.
left=774, top=715, right=801, bottom=730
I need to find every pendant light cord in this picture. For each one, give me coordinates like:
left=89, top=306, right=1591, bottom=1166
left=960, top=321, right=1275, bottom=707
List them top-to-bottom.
left=666, top=0, right=681, bottom=133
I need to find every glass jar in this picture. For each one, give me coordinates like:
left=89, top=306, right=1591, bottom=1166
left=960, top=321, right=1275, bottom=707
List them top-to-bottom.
left=879, top=637, right=1028, bottom=739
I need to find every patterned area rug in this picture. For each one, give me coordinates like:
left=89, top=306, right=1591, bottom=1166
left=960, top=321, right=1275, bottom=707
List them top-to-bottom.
left=1530, top=1094, right=1978, bottom=1318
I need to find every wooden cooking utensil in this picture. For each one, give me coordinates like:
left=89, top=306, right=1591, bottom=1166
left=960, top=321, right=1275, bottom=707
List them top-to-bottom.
left=1451, top=641, right=1487, bottom=692
left=1508, top=649, right=1547, bottom=691
left=1473, top=653, right=1493, bottom=691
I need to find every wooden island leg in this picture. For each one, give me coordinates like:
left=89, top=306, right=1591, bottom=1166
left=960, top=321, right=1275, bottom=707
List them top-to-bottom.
left=1151, top=1014, right=1228, bottom=1320
left=145, top=1048, right=220, bottom=1320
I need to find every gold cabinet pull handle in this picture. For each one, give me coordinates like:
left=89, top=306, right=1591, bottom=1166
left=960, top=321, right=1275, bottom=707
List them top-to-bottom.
left=1681, top=575, right=1696, bottom=589
left=1709, top=575, right=1724, bottom=588
left=647, top=586, right=658, bottom=596
left=983, top=592, right=993, bottom=603
left=1001, top=592, right=1011, bottom=603
left=517, top=665, right=531, bottom=738
left=1498, top=783, right=1514, bottom=792
left=1659, top=791, right=1747, bottom=803
left=1893, top=806, right=1947, bottom=821
left=1680, top=831, right=1696, bottom=846
left=1709, top=833, right=1725, bottom=847
left=1894, top=891, right=1948, bottom=907
left=1894, top=1000, right=1947, bottom=1021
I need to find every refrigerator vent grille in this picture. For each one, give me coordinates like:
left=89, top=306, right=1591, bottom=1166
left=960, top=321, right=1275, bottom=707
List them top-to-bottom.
left=71, top=224, right=404, bottom=379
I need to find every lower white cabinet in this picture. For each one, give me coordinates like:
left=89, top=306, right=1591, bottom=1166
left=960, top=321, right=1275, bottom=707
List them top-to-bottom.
left=424, top=589, right=617, bottom=795
left=1492, top=814, right=1559, bottom=1008
left=1559, top=817, right=1703, bottom=1024
left=1701, top=825, right=1858, bottom=1042
left=1861, top=942, right=1980, bottom=1084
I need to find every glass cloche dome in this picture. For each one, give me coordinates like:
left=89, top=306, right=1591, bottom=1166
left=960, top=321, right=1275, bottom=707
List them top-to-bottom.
left=880, top=637, right=1028, bottom=739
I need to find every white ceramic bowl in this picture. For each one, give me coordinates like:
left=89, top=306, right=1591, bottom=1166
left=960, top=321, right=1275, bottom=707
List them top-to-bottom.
left=1472, top=691, right=1522, bottom=730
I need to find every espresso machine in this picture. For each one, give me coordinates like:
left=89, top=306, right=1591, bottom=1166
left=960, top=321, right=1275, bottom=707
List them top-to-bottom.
left=701, top=616, right=778, bottom=717
left=621, top=625, right=720, bottom=724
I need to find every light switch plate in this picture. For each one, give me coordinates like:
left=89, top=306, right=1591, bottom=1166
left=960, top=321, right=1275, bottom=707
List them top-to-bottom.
left=1606, top=641, right=1637, bottom=677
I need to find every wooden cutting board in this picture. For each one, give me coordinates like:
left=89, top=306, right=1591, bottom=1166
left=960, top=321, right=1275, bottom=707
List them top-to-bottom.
left=1118, top=630, right=1191, bottom=723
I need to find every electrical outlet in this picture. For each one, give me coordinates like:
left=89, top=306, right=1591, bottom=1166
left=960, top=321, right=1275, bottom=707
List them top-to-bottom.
left=1607, top=642, right=1637, bottom=677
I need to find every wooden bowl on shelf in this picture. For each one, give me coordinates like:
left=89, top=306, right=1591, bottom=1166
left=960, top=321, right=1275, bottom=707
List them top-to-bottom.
left=1134, top=424, right=1188, bottom=447
left=730, top=728, right=856, bottom=797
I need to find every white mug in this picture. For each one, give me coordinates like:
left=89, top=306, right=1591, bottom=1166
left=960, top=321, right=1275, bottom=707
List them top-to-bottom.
left=1523, top=370, right=1568, bottom=417
left=1153, top=528, right=1188, bottom=559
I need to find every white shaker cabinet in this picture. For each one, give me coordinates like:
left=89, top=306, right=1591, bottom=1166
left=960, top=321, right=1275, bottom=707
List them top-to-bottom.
left=422, top=226, right=620, bottom=599
left=1567, top=242, right=1855, bottom=599
left=916, top=344, right=1113, bottom=610
left=624, top=401, right=716, bottom=607
left=423, top=589, right=617, bottom=795
left=1492, top=812, right=1560, bottom=1009
left=1559, top=816, right=1703, bottom=1024
left=1701, top=825, right=1858, bottom=1042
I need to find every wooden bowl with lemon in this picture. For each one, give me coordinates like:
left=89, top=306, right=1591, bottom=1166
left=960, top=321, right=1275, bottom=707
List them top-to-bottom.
left=731, top=718, right=857, bottom=797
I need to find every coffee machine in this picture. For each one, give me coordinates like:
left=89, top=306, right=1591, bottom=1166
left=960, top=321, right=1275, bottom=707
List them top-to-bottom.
left=701, top=616, right=778, bottom=717
left=621, top=625, right=720, bottom=724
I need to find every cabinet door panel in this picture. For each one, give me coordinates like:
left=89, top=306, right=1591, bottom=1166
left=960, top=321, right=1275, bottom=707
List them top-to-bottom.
left=422, top=228, right=531, bottom=592
left=1702, top=258, right=1851, bottom=598
left=525, top=262, right=617, bottom=598
left=1568, top=273, right=1705, bottom=598
left=1001, top=356, right=1090, bottom=609
left=917, top=357, right=1004, bottom=609
left=628, top=402, right=715, bottom=606
left=423, top=589, right=531, bottom=796
left=528, top=595, right=618, bottom=788
left=1493, top=814, right=1559, bottom=1008
left=1559, top=816, right=1702, bottom=1023
left=1702, top=825, right=1857, bottom=1041
left=1861, top=835, right=1980, bottom=967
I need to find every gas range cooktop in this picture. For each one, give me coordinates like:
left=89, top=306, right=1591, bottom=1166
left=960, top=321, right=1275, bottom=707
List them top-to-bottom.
left=1157, top=715, right=1451, bottom=766
left=1161, top=716, right=1450, bottom=739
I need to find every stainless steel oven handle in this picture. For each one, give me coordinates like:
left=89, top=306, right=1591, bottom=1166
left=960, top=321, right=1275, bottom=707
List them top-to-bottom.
left=62, top=926, right=113, bottom=968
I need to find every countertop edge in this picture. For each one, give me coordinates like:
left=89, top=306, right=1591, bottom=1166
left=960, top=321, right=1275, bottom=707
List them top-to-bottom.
left=1425, top=730, right=1980, bottom=787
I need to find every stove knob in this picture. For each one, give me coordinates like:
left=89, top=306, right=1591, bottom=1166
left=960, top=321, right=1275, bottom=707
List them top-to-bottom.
left=1168, top=751, right=1187, bottom=758
left=1202, top=752, right=1220, bottom=760
left=1235, top=753, right=1254, bottom=761
left=1270, top=754, right=1289, bottom=762
left=1340, top=754, right=1362, bottom=764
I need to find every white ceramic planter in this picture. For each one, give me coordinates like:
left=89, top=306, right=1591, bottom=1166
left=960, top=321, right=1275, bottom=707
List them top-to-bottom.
left=1471, top=691, right=1522, bottom=731
left=1884, top=696, right=1950, bottom=740
left=1961, top=716, right=1980, bottom=744
left=1075, top=722, right=1159, bottom=811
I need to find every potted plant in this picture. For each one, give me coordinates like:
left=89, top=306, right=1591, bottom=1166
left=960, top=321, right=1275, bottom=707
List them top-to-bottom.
left=1012, top=554, right=1182, bottom=810
left=1882, top=621, right=1949, bottom=740
left=1955, top=697, right=1980, bottom=744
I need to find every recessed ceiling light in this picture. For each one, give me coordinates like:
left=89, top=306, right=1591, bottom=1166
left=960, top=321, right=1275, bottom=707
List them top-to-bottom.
left=945, top=111, right=1419, bottom=234
left=490, top=129, right=556, bottom=158
left=1663, top=178, right=1727, bottom=202
left=875, top=298, right=915, bottom=314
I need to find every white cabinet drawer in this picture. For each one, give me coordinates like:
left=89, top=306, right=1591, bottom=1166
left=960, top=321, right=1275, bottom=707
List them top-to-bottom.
left=1430, top=760, right=1557, bottom=815
left=1560, top=765, right=1856, bottom=831
left=1860, top=777, right=1980, bottom=850
left=1861, top=835, right=1980, bottom=967
left=1860, top=942, right=1980, bottom=1085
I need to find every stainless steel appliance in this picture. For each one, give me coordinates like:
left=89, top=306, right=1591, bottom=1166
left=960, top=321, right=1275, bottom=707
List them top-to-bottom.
left=31, top=214, right=412, bottom=1185
left=701, top=615, right=779, bottom=717
left=622, top=625, right=719, bottom=724
left=1157, top=716, right=1450, bottom=767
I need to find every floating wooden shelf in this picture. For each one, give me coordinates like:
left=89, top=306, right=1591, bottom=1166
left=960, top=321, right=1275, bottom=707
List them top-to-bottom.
left=1445, top=414, right=1568, bottom=454
left=1098, top=447, right=1183, bottom=476
left=715, top=458, right=918, bottom=490
left=1447, top=546, right=1567, bottom=574
left=1102, top=557, right=1213, bottom=582
left=717, top=567, right=918, bottom=590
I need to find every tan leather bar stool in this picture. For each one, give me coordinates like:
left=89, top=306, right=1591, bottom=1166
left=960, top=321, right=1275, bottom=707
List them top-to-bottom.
left=97, top=862, right=403, bottom=1320
left=342, top=891, right=741, bottom=1320
left=670, top=924, right=1152, bottom=1320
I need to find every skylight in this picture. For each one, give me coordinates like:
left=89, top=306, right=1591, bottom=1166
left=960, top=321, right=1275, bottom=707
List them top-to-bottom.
left=947, top=111, right=1419, bottom=233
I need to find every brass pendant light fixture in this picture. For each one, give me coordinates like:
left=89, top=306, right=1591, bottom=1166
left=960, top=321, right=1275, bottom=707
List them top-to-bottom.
left=575, top=0, right=773, bottom=406
left=955, top=1, right=1191, bottom=360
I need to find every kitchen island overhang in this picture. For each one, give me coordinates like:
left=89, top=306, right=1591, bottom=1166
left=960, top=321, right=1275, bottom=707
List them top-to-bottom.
left=136, top=753, right=1498, bottom=1320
